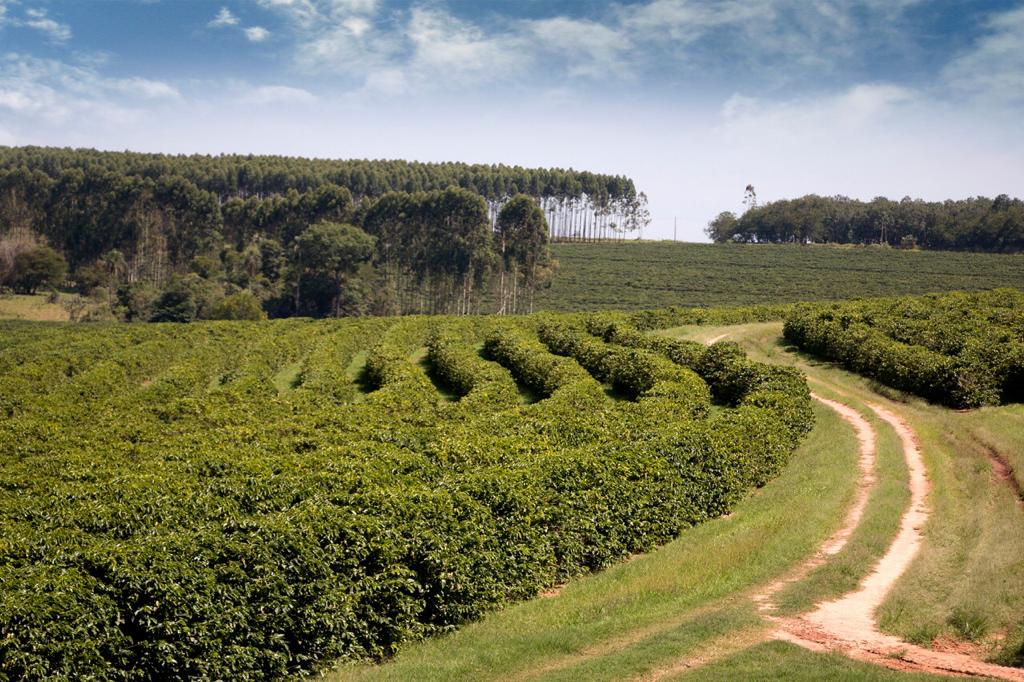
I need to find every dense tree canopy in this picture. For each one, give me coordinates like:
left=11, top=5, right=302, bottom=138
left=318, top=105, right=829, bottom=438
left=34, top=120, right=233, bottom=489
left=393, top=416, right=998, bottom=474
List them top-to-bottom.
left=0, top=146, right=644, bottom=320
left=0, top=146, right=642, bottom=250
left=496, top=194, right=551, bottom=314
left=707, top=194, right=1024, bottom=252
left=293, top=222, right=376, bottom=317
left=6, top=246, right=66, bottom=294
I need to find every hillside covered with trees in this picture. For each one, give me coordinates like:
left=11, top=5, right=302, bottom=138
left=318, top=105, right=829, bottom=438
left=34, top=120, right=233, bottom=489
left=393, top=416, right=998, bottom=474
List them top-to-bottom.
left=0, top=147, right=647, bottom=321
left=707, top=194, right=1024, bottom=251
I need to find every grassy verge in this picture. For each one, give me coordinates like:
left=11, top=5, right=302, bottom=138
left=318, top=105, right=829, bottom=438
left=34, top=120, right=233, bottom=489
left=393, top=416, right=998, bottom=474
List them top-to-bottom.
left=0, top=292, right=74, bottom=321
left=670, top=322, right=1024, bottom=665
left=329, top=399, right=860, bottom=681
left=969, top=404, right=1024, bottom=494
left=877, top=407, right=1024, bottom=662
left=773, top=408, right=909, bottom=615
left=677, top=640, right=946, bottom=681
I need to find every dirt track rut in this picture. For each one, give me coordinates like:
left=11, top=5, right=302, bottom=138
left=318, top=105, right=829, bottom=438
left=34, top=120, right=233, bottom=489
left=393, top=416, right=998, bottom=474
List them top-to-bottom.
left=765, top=398, right=1024, bottom=680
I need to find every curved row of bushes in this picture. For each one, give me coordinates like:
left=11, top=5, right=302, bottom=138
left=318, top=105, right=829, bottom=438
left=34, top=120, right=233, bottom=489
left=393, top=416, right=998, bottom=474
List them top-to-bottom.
left=783, top=290, right=1024, bottom=407
left=586, top=319, right=813, bottom=442
left=537, top=321, right=710, bottom=417
left=482, top=326, right=606, bottom=402
left=426, top=328, right=521, bottom=410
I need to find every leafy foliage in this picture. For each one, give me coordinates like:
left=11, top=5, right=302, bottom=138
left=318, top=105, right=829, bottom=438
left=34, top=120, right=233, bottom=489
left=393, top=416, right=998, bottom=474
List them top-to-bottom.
left=0, top=147, right=641, bottom=319
left=708, top=194, right=1024, bottom=252
left=536, top=241, right=1024, bottom=312
left=5, top=246, right=66, bottom=294
left=784, top=289, right=1024, bottom=407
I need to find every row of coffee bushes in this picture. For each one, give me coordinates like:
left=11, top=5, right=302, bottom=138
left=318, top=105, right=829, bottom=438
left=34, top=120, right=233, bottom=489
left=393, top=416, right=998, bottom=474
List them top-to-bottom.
left=783, top=290, right=1024, bottom=407
left=627, top=303, right=796, bottom=331
left=291, top=318, right=394, bottom=402
left=587, top=319, right=813, bottom=444
left=536, top=321, right=710, bottom=417
left=482, top=326, right=606, bottom=402
left=426, top=328, right=522, bottom=410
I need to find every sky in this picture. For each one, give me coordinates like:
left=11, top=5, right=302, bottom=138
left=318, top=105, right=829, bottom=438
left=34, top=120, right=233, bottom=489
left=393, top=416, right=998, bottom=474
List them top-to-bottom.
left=0, top=0, right=1023, bottom=241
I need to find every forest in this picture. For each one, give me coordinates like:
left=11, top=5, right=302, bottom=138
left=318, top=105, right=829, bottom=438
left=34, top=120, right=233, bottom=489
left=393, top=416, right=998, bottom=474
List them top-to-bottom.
left=0, top=147, right=648, bottom=321
left=707, top=194, right=1024, bottom=251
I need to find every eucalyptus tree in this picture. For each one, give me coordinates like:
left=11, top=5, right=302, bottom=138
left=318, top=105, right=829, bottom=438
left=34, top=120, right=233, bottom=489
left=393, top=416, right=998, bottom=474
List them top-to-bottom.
left=496, top=194, right=550, bottom=314
left=293, top=221, right=375, bottom=317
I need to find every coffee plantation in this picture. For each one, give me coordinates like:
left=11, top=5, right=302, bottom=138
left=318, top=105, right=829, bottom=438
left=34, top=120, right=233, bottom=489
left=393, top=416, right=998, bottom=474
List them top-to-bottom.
left=783, top=288, right=1024, bottom=408
left=0, top=310, right=811, bottom=679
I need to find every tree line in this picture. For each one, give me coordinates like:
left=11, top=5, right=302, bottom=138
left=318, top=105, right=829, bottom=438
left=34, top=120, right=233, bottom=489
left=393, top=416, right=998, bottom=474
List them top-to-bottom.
left=0, top=146, right=644, bottom=242
left=0, top=147, right=643, bottom=321
left=706, top=194, right=1024, bottom=252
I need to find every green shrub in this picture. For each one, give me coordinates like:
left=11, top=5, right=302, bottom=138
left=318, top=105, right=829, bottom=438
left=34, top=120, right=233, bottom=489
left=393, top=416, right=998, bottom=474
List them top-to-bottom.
left=784, top=290, right=1023, bottom=408
left=210, top=292, right=267, bottom=321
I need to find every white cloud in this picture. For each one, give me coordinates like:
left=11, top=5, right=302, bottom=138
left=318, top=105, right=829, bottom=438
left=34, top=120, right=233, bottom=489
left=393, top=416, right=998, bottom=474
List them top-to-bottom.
left=256, top=0, right=942, bottom=97
left=622, top=0, right=772, bottom=43
left=209, top=6, right=271, bottom=44
left=943, top=6, right=1024, bottom=103
left=209, top=7, right=239, bottom=28
left=405, top=7, right=528, bottom=85
left=23, top=8, right=72, bottom=43
left=342, top=16, right=370, bottom=37
left=527, top=17, right=631, bottom=79
left=244, top=26, right=270, bottom=42
left=0, top=53, right=179, bottom=125
left=362, top=68, right=406, bottom=95
left=111, top=77, right=181, bottom=100
left=718, top=83, right=918, bottom=135
left=239, top=84, right=316, bottom=104
left=721, top=93, right=758, bottom=120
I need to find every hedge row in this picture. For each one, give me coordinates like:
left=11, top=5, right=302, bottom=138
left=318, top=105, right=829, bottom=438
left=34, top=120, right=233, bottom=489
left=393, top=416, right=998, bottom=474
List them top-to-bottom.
left=784, top=290, right=1024, bottom=407
left=627, top=303, right=795, bottom=331
left=584, top=319, right=813, bottom=442
left=536, top=321, right=710, bottom=418
left=482, top=326, right=605, bottom=402
left=426, top=328, right=521, bottom=410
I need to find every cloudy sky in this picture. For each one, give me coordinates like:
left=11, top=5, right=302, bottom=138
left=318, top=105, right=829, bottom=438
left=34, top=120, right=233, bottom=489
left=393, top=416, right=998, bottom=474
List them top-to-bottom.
left=1, top=0, right=1022, bottom=240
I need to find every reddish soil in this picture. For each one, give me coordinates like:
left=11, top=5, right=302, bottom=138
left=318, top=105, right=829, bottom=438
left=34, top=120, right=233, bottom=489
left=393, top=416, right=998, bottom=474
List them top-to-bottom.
left=984, top=445, right=1024, bottom=509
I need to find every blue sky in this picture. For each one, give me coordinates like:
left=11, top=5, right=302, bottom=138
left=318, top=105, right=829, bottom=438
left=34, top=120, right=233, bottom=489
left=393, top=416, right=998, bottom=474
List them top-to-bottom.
left=1, top=0, right=1023, bottom=240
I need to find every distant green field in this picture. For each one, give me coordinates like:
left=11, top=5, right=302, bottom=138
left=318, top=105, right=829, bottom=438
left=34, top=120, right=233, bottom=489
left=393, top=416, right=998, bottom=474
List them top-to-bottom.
left=538, top=242, right=1024, bottom=311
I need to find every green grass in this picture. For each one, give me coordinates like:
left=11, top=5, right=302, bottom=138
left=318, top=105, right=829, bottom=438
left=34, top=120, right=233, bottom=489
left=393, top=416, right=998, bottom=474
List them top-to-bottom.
left=537, top=241, right=1024, bottom=311
left=0, top=292, right=74, bottom=321
left=687, top=322, right=1024, bottom=664
left=271, top=360, right=304, bottom=392
left=766, top=388, right=909, bottom=616
left=330, top=399, right=862, bottom=681
left=969, top=404, right=1024, bottom=494
left=877, top=405, right=1024, bottom=660
left=677, top=640, right=947, bottom=681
